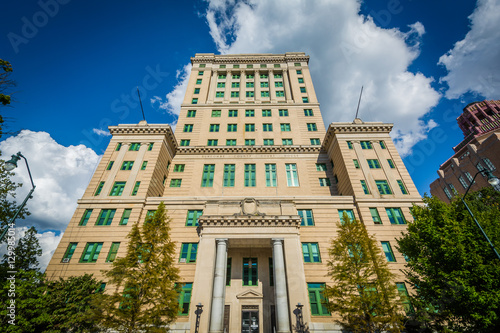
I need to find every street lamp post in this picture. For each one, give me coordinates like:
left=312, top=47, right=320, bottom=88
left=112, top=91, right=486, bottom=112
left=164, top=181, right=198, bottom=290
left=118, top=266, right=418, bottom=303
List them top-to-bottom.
left=0, top=152, right=36, bottom=242
left=460, top=169, right=500, bottom=260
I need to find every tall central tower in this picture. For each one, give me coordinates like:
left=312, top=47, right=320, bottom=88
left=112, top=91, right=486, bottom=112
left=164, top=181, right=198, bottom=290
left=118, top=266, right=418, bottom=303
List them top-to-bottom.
left=46, top=53, right=421, bottom=333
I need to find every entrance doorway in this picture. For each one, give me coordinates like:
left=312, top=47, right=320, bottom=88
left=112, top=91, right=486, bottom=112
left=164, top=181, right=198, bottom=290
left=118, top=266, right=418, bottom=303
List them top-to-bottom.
left=242, top=309, right=259, bottom=333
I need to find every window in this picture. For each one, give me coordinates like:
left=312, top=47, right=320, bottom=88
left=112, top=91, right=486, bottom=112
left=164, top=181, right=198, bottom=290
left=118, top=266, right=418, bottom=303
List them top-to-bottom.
left=294, top=62, right=301, bottom=66
left=199, top=64, right=205, bottom=68
left=233, top=64, right=240, bottom=68
left=247, top=64, right=253, bottom=69
left=260, top=64, right=266, bottom=68
left=219, top=65, right=226, bottom=68
left=297, top=70, right=302, bottom=74
left=218, top=74, right=226, bottom=79
left=232, top=74, right=240, bottom=80
left=246, top=74, right=254, bottom=79
left=260, top=74, right=268, bottom=79
left=298, top=78, right=304, bottom=83
left=196, top=79, right=202, bottom=84
left=275, top=81, right=283, bottom=87
left=217, top=82, right=225, bottom=88
left=231, top=82, right=240, bottom=88
left=246, top=82, right=254, bottom=88
left=260, top=82, right=269, bottom=88
left=300, top=87, right=306, bottom=93
left=194, top=88, right=200, bottom=94
left=231, top=91, right=239, bottom=97
left=246, top=91, right=254, bottom=97
left=261, top=91, right=270, bottom=97
left=276, top=91, right=285, bottom=97
left=216, top=92, right=224, bottom=98
left=302, top=97, right=309, bottom=103
left=191, top=98, right=198, bottom=104
left=228, top=109, right=238, bottom=117
left=245, top=109, right=255, bottom=117
left=262, top=109, right=272, bottom=117
left=279, top=109, right=289, bottom=116
left=304, top=109, right=313, bottom=116
left=187, top=110, right=196, bottom=117
left=212, top=110, right=221, bottom=117
left=263, top=123, right=273, bottom=131
left=280, top=123, right=291, bottom=131
left=307, top=123, right=317, bottom=131
left=183, top=124, right=193, bottom=132
left=209, top=124, right=220, bottom=132
left=245, top=124, right=255, bottom=132
left=180, top=139, right=190, bottom=146
left=207, top=139, right=218, bottom=146
left=226, top=139, right=237, bottom=146
left=245, top=139, right=255, bottom=146
left=264, top=139, right=274, bottom=146
left=282, top=139, right=293, bottom=145
left=310, top=139, right=320, bottom=145
left=347, top=141, right=353, bottom=149
left=360, top=141, right=373, bottom=149
left=379, top=141, right=386, bottom=149
left=116, top=143, right=122, bottom=151
left=129, top=143, right=140, bottom=151
left=147, top=143, right=154, bottom=151
left=483, top=158, right=496, bottom=171
left=353, top=159, right=360, bottom=168
left=367, top=159, right=381, bottom=169
left=387, top=159, right=395, bottom=168
left=106, top=161, right=114, bottom=170
left=121, top=161, right=134, bottom=170
left=285, top=163, right=300, bottom=187
left=316, top=163, right=327, bottom=171
left=173, top=164, right=185, bottom=172
left=201, top=164, right=215, bottom=187
left=223, top=164, right=235, bottom=187
left=244, top=164, right=256, bottom=187
left=265, top=164, right=277, bottom=187
left=465, top=171, right=474, bottom=183
left=458, top=176, right=468, bottom=189
left=319, top=178, right=331, bottom=186
left=170, top=179, right=182, bottom=187
left=360, top=180, right=370, bottom=194
left=375, top=180, right=392, bottom=195
left=397, top=180, right=408, bottom=194
left=95, top=181, right=105, bottom=196
left=131, top=181, right=140, bottom=196
left=110, top=182, right=126, bottom=196
left=444, top=187, right=452, bottom=199
left=370, top=208, right=382, bottom=224
left=386, top=208, right=405, bottom=224
left=79, top=209, right=93, bottom=226
left=96, top=209, right=116, bottom=226
left=120, top=209, right=131, bottom=225
left=298, top=209, right=314, bottom=226
left=338, top=209, right=355, bottom=224
left=186, top=210, right=203, bottom=227
left=381, top=241, right=396, bottom=262
left=80, top=242, right=103, bottom=263
left=106, top=242, right=120, bottom=263
left=62, top=243, right=77, bottom=262
left=180, top=243, right=198, bottom=263
left=302, top=243, right=321, bottom=262
left=227, top=258, right=232, bottom=286
left=243, top=258, right=258, bottom=286
left=269, top=258, right=273, bottom=286
left=396, top=282, right=414, bottom=313
left=178, top=283, right=193, bottom=316
left=308, top=283, right=330, bottom=316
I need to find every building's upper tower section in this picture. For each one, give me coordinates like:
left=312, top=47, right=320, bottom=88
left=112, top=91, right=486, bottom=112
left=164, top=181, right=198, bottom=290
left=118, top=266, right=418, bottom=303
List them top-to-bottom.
left=455, top=100, right=500, bottom=151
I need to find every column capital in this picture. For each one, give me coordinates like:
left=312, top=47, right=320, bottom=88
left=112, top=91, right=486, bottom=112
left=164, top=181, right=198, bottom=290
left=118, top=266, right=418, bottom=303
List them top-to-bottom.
left=216, top=238, right=228, bottom=245
left=272, top=238, right=284, bottom=245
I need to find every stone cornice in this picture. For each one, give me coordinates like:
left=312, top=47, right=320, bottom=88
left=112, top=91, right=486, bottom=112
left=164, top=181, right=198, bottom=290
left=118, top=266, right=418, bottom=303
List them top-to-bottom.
left=191, top=53, right=309, bottom=65
left=322, top=121, right=393, bottom=150
left=108, top=122, right=178, bottom=150
left=176, top=145, right=322, bottom=155
left=198, top=215, right=301, bottom=228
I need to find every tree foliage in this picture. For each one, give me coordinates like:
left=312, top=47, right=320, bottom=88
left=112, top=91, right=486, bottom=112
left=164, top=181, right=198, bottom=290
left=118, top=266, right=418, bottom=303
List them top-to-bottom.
left=0, top=59, right=14, bottom=107
left=397, top=188, right=500, bottom=332
left=94, top=202, right=181, bottom=332
left=323, top=213, right=404, bottom=333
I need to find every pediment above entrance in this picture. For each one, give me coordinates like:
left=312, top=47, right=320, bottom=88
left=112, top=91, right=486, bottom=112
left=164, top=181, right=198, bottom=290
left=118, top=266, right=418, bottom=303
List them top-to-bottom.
left=236, top=289, right=263, bottom=299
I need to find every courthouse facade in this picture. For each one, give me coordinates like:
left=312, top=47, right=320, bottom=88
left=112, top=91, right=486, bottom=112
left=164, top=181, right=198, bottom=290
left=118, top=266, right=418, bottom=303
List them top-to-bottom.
left=46, top=53, right=421, bottom=333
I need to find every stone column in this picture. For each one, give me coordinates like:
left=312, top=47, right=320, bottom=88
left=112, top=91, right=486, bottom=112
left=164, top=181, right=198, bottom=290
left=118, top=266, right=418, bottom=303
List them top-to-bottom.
left=207, top=69, right=217, bottom=103
left=255, top=70, right=261, bottom=103
left=283, top=70, right=293, bottom=103
left=272, top=238, right=291, bottom=333
left=209, top=239, right=228, bottom=333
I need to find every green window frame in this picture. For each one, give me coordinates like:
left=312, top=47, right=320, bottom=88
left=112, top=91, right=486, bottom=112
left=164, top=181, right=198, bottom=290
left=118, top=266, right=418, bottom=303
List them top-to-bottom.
left=294, top=63, right=301, bottom=66
left=199, top=64, right=206, bottom=68
left=234, top=64, right=240, bottom=68
left=260, top=64, right=266, bottom=68
left=219, top=65, right=226, bottom=68
left=297, top=70, right=302, bottom=74
left=198, top=71, right=203, bottom=76
left=274, top=71, right=282, bottom=76
left=260, top=73, right=268, bottom=79
left=218, top=74, right=226, bottom=79
left=232, top=74, right=240, bottom=79
left=246, top=74, right=254, bottom=79
left=298, top=78, right=304, bottom=83
left=196, top=79, right=202, bottom=84
left=275, top=81, right=283, bottom=87
left=217, top=82, right=225, bottom=88
left=231, top=82, right=240, bottom=88
left=246, top=82, right=254, bottom=88
left=300, top=87, right=306, bottom=93
left=194, top=88, right=200, bottom=94
left=231, top=91, right=239, bottom=97
left=246, top=91, right=254, bottom=97
left=261, top=91, right=270, bottom=97
left=276, top=91, right=285, bottom=97
left=215, top=92, right=224, bottom=98
left=191, top=98, right=198, bottom=104
left=228, top=109, right=238, bottom=117
left=245, top=109, right=255, bottom=117
left=262, top=109, right=272, bottom=117
left=279, top=109, right=289, bottom=116
left=304, top=109, right=313, bottom=116
left=187, top=110, right=196, bottom=117
left=212, top=110, right=221, bottom=117
left=263, top=123, right=273, bottom=131
left=280, top=123, right=291, bottom=131
left=307, top=123, right=317, bottom=131
left=183, top=124, right=193, bottom=132
left=209, top=124, right=220, bottom=132
left=227, top=124, right=237, bottom=132
left=245, top=124, right=255, bottom=132
left=310, top=138, right=320, bottom=145
left=180, top=139, right=190, bottom=146
left=207, top=139, right=218, bottom=146
left=226, top=139, right=237, bottom=146
left=245, top=139, right=255, bottom=146
left=264, top=139, right=274, bottom=146
left=282, top=139, right=293, bottom=145
left=347, top=141, right=353, bottom=149
left=360, top=141, right=373, bottom=149
left=379, top=141, right=386, bottom=149
left=115, top=143, right=122, bottom=151
left=129, top=143, right=140, bottom=151
left=353, top=159, right=360, bottom=168
left=367, top=159, right=381, bottom=168
left=387, top=159, right=395, bottom=168
left=106, top=161, right=114, bottom=170
left=121, top=161, right=134, bottom=170
left=141, top=161, right=148, bottom=170
left=286, top=163, right=299, bottom=187
left=316, top=163, right=327, bottom=171
left=174, top=164, right=185, bottom=172
left=201, top=164, right=215, bottom=187
left=223, top=164, right=235, bottom=187
left=244, top=164, right=256, bottom=187
left=265, top=164, right=277, bottom=187
left=319, top=178, right=331, bottom=186
left=170, top=179, right=182, bottom=187
left=360, top=180, right=370, bottom=194
left=376, top=180, right=392, bottom=194
left=397, top=180, right=408, bottom=194
left=95, top=181, right=105, bottom=196
left=131, top=181, right=140, bottom=196
left=110, top=182, right=126, bottom=196
left=370, top=208, right=382, bottom=224
left=386, top=208, right=405, bottom=224
left=79, top=209, right=93, bottom=226
left=96, top=209, right=116, bottom=226
left=120, top=209, right=132, bottom=225
left=298, top=209, right=314, bottom=226
left=338, top=209, right=355, bottom=224
left=186, top=210, right=203, bottom=227
left=381, top=241, right=396, bottom=262
left=62, top=242, right=77, bottom=262
left=80, top=242, right=103, bottom=263
left=106, top=242, right=120, bottom=263
left=180, top=243, right=198, bottom=263
left=302, top=243, right=321, bottom=262
left=243, top=258, right=258, bottom=286
left=396, top=282, right=414, bottom=313
left=178, top=283, right=192, bottom=316
left=308, top=283, right=330, bottom=316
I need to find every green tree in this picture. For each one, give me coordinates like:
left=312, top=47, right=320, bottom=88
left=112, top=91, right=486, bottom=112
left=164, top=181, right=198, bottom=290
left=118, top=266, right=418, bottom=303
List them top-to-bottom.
left=0, top=59, right=14, bottom=107
left=397, top=188, right=500, bottom=332
left=95, top=202, right=181, bottom=332
left=323, top=213, right=404, bottom=333
left=1, top=226, right=41, bottom=271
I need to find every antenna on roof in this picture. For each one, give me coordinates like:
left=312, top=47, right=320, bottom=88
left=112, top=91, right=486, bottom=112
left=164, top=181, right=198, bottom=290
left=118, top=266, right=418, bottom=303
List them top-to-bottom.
left=355, top=86, right=363, bottom=120
left=137, top=87, right=146, bottom=121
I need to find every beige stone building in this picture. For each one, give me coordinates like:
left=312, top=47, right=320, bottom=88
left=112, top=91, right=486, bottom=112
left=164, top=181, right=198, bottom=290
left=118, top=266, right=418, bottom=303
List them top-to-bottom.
left=46, top=53, right=422, bottom=333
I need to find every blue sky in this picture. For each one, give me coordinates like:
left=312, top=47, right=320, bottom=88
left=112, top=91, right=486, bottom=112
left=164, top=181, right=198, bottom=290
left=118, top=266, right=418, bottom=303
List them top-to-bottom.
left=1, top=0, right=499, bottom=268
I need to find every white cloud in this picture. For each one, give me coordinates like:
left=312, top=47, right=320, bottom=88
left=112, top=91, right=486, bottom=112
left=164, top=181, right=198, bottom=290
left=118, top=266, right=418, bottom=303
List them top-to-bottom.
left=439, top=0, right=500, bottom=99
left=151, top=63, right=192, bottom=119
left=92, top=128, right=111, bottom=137
left=0, top=130, right=100, bottom=231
